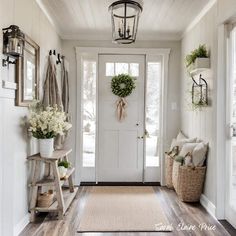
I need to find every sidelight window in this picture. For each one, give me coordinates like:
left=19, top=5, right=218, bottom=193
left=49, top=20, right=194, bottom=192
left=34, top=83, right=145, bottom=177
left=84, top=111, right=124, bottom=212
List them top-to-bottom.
left=82, top=60, right=96, bottom=167
left=145, top=61, right=161, bottom=167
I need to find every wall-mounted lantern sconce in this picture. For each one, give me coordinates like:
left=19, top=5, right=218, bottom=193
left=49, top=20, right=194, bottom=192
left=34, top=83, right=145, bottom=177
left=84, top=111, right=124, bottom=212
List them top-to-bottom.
left=2, top=25, right=25, bottom=67
left=192, top=74, right=208, bottom=106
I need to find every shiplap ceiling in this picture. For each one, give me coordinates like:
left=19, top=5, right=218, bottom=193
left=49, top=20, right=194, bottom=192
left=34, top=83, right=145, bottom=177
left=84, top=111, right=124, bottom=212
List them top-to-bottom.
left=38, top=0, right=211, bottom=40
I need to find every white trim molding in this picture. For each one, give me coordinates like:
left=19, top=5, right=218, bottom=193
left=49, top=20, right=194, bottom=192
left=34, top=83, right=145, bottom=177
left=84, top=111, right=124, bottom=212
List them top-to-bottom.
left=35, top=0, right=62, bottom=37
left=182, top=0, right=217, bottom=38
left=215, top=24, right=228, bottom=220
left=61, top=32, right=181, bottom=41
left=75, top=47, right=170, bottom=185
left=75, top=47, right=171, bottom=56
left=200, top=194, right=216, bottom=219
left=13, top=213, right=30, bottom=236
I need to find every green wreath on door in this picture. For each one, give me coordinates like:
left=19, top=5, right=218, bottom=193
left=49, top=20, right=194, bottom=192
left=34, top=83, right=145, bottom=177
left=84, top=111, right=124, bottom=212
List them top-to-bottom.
left=111, top=74, right=136, bottom=122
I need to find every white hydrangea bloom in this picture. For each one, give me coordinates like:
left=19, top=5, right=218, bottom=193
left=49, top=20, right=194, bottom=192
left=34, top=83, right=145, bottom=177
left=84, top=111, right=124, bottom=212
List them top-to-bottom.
left=28, top=104, right=72, bottom=139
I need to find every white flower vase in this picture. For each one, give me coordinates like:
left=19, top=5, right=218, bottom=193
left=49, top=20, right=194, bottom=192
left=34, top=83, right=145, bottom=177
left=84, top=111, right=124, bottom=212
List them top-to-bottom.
left=39, top=138, right=54, bottom=158
left=58, top=166, right=67, bottom=178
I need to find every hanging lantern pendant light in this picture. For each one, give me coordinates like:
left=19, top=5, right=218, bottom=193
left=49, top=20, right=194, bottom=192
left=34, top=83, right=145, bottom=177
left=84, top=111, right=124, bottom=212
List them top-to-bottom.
left=109, top=0, right=143, bottom=44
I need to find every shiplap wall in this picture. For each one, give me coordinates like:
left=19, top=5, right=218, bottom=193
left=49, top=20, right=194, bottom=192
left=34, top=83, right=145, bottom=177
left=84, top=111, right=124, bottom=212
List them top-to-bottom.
left=0, top=0, right=61, bottom=235
left=180, top=4, right=218, bottom=205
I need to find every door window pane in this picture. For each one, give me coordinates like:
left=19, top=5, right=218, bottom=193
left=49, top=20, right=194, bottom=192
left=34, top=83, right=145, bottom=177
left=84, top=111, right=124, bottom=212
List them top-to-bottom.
left=82, top=60, right=96, bottom=167
left=145, top=62, right=161, bottom=167
left=106, top=63, right=114, bottom=76
left=115, top=63, right=128, bottom=75
left=130, top=63, right=139, bottom=76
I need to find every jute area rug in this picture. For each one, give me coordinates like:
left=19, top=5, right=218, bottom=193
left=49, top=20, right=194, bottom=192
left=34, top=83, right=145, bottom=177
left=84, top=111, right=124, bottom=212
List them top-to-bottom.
left=77, top=186, right=171, bottom=232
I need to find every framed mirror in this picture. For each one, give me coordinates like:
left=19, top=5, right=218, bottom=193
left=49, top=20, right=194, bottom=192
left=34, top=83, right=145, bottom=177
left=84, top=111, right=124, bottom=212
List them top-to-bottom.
left=16, top=34, right=40, bottom=106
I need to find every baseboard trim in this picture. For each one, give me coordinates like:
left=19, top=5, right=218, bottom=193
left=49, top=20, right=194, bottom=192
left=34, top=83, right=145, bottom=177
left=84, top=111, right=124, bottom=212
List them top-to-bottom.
left=80, top=182, right=160, bottom=186
left=200, top=194, right=216, bottom=219
left=14, top=213, right=30, bottom=236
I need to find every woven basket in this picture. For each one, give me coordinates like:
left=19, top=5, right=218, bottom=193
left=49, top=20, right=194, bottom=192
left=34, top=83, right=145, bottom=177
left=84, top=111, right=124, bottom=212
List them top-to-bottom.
left=165, top=146, right=179, bottom=189
left=165, top=154, right=174, bottom=189
left=172, top=161, right=181, bottom=192
left=176, top=166, right=206, bottom=202
left=37, top=190, right=54, bottom=208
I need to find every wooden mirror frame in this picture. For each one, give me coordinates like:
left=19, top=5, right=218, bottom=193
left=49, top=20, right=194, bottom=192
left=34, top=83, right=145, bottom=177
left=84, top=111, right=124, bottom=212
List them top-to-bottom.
left=15, top=34, right=40, bottom=107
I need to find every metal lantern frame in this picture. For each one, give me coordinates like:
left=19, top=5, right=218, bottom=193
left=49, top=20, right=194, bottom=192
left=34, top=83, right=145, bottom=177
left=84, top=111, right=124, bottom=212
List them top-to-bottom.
left=109, top=0, right=143, bottom=44
left=2, top=25, right=25, bottom=67
left=191, top=74, right=208, bottom=106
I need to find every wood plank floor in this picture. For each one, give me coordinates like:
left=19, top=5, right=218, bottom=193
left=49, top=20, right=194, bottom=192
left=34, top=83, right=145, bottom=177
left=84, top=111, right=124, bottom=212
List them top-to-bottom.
left=20, top=186, right=235, bottom=236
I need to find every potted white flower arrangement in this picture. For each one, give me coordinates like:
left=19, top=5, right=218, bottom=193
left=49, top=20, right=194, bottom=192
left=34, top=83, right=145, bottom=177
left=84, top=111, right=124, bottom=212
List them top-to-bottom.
left=28, top=102, right=72, bottom=158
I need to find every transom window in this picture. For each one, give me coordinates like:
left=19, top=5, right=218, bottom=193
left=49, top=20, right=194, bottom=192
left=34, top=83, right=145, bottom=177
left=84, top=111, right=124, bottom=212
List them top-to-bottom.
left=106, top=62, right=139, bottom=76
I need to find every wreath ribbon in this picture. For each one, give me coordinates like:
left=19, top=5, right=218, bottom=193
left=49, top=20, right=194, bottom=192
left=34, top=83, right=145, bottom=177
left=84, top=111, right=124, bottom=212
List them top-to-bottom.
left=116, top=97, right=127, bottom=122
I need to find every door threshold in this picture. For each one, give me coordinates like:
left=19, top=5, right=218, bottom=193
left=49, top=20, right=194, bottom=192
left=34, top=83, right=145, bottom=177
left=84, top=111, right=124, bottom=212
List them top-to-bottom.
left=80, top=182, right=160, bottom=186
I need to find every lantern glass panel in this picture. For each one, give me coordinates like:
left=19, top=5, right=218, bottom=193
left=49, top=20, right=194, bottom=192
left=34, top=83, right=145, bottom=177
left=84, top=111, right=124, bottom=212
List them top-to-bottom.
left=110, top=1, right=142, bottom=44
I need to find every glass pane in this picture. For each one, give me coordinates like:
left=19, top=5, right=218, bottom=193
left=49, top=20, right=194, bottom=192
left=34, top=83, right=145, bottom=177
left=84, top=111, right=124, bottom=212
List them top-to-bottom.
left=230, top=30, right=236, bottom=210
left=23, top=49, right=36, bottom=101
left=82, top=60, right=96, bottom=167
left=146, top=62, right=161, bottom=167
left=106, top=63, right=114, bottom=76
left=115, top=63, right=128, bottom=75
left=130, top=63, right=139, bottom=76
left=230, top=140, right=236, bottom=210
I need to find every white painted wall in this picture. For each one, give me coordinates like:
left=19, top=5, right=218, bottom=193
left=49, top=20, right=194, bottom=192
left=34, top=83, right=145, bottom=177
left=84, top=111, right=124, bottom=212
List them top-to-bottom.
left=0, top=0, right=61, bottom=235
left=180, top=0, right=236, bottom=216
left=217, top=0, right=236, bottom=24
left=180, top=3, right=218, bottom=206
left=62, top=40, right=181, bottom=174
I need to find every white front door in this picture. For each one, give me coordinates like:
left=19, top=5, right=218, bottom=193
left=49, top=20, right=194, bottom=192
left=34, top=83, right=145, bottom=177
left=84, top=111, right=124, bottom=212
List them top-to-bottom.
left=226, top=26, right=236, bottom=228
left=98, top=54, right=145, bottom=182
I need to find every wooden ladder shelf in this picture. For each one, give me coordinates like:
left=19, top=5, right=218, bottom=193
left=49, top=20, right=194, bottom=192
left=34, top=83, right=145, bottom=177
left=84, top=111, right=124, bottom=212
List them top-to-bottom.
left=27, top=149, right=78, bottom=222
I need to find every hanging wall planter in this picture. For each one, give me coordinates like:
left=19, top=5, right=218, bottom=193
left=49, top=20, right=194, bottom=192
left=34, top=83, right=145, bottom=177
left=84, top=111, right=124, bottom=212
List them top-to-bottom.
left=185, top=44, right=209, bottom=71
left=185, top=45, right=210, bottom=109
left=190, top=58, right=210, bottom=76
left=191, top=74, right=208, bottom=107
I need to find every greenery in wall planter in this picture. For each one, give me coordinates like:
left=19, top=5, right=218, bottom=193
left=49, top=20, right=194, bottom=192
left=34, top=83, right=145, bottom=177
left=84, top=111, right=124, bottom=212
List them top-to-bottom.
left=185, top=44, right=208, bottom=69
left=185, top=45, right=210, bottom=111
left=186, top=89, right=208, bottom=111
left=191, top=101, right=208, bottom=111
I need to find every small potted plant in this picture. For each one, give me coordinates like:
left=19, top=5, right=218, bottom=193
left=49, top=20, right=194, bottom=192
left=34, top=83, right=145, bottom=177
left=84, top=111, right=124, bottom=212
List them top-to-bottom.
left=185, top=44, right=209, bottom=71
left=27, top=101, right=72, bottom=158
left=58, top=161, right=70, bottom=178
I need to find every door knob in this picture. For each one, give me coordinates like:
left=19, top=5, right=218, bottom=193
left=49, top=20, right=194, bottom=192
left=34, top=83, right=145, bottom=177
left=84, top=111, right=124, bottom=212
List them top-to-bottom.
left=137, top=136, right=144, bottom=139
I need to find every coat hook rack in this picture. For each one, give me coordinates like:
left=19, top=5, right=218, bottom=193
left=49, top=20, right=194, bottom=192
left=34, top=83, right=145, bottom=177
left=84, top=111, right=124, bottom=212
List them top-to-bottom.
left=49, top=49, right=57, bottom=56
left=48, top=50, right=64, bottom=65
left=56, top=53, right=62, bottom=64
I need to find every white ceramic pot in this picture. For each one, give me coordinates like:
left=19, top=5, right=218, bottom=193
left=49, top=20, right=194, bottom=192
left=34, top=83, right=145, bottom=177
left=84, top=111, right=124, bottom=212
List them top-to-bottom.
left=39, top=138, right=54, bottom=158
left=58, top=166, right=67, bottom=178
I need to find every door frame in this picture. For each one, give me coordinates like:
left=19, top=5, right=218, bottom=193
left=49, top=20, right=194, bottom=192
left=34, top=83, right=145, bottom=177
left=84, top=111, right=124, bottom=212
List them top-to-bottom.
left=216, top=23, right=236, bottom=223
left=224, top=23, right=236, bottom=228
left=75, top=47, right=170, bottom=185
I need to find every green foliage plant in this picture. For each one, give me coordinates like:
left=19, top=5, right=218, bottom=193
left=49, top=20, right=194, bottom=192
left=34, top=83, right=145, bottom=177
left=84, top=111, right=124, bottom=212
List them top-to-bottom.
left=185, top=44, right=208, bottom=68
left=111, top=74, right=136, bottom=98
left=58, top=161, right=70, bottom=169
